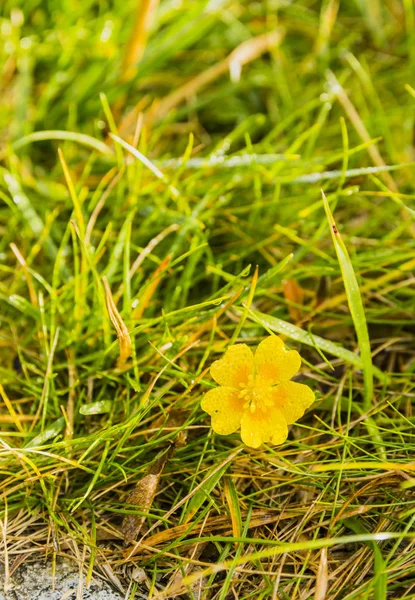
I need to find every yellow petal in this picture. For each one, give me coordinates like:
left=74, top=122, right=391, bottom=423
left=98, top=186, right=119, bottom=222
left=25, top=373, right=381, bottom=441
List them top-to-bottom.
left=254, top=336, right=301, bottom=385
left=210, top=344, right=254, bottom=388
left=272, top=381, right=315, bottom=425
left=201, top=387, right=244, bottom=435
left=240, top=407, right=288, bottom=449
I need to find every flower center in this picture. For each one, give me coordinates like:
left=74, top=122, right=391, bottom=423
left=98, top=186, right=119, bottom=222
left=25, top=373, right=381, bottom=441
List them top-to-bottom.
left=238, top=374, right=274, bottom=413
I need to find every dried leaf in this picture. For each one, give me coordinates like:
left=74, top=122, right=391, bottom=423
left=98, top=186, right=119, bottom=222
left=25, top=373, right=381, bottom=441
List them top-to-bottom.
left=282, top=278, right=304, bottom=322
left=121, top=409, right=189, bottom=545
left=122, top=447, right=177, bottom=545
left=122, top=471, right=161, bottom=545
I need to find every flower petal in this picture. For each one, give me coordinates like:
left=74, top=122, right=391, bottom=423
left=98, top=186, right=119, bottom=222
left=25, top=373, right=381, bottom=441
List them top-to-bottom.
left=254, top=336, right=301, bottom=385
left=210, top=344, right=255, bottom=387
left=272, top=381, right=315, bottom=425
left=201, top=387, right=244, bottom=435
left=240, top=408, right=288, bottom=449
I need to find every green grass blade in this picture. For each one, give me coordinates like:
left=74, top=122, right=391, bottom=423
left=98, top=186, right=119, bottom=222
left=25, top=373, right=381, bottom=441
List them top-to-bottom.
left=12, top=131, right=113, bottom=156
left=322, top=191, right=374, bottom=409
left=25, top=417, right=65, bottom=448
left=183, top=461, right=230, bottom=523
left=343, top=517, right=387, bottom=600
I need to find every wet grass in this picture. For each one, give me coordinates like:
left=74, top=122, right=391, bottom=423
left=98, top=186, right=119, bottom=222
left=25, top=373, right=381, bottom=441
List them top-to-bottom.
left=1, top=0, right=415, bottom=598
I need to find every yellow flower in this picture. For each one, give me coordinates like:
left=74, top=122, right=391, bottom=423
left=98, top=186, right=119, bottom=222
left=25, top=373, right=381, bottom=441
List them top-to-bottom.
left=201, top=336, right=315, bottom=449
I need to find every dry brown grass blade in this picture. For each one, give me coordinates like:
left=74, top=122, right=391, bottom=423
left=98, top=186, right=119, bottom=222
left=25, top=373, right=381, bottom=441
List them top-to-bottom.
left=121, top=0, right=160, bottom=82
left=119, top=29, right=283, bottom=135
left=327, top=70, right=397, bottom=192
left=85, top=167, right=121, bottom=247
left=113, top=224, right=178, bottom=304
left=129, top=224, right=179, bottom=279
left=9, top=243, right=37, bottom=307
left=132, top=254, right=172, bottom=320
left=102, top=276, right=132, bottom=368
left=64, top=349, right=76, bottom=439
left=0, top=415, right=35, bottom=423
left=331, top=476, right=397, bottom=527
left=0, top=497, right=10, bottom=593
left=124, top=510, right=285, bottom=558
left=166, top=545, right=209, bottom=599
left=314, top=547, right=328, bottom=600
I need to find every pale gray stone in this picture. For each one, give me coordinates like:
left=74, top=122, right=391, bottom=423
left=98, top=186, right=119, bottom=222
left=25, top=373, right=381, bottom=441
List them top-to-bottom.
left=0, top=559, right=124, bottom=600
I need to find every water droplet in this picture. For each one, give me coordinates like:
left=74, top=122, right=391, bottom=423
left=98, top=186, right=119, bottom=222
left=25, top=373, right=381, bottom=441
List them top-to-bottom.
left=100, top=20, right=113, bottom=43
left=20, top=37, right=31, bottom=50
